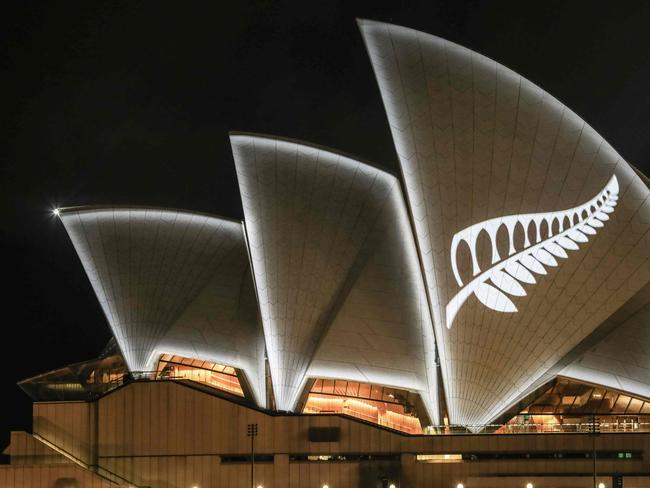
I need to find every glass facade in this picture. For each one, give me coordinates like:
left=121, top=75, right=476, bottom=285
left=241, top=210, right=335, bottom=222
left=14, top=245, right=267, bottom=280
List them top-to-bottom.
left=19, top=352, right=245, bottom=402
left=156, top=354, right=244, bottom=397
left=18, top=355, right=127, bottom=401
left=498, top=377, right=650, bottom=433
left=302, top=379, right=424, bottom=434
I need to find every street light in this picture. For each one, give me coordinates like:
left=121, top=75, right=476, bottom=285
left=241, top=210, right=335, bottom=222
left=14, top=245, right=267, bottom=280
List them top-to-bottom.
left=247, top=423, right=258, bottom=488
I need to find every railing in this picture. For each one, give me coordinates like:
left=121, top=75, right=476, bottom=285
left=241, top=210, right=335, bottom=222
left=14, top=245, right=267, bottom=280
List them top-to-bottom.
left=423, top=415, right=650, bottom=435
left=32, top=433, right=147, bottom=487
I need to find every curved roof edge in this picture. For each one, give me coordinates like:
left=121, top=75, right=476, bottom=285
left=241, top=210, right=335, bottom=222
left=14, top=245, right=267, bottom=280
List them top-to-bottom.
left=356, top=17, right=626, bottom=165
left=357, top=17, right=650, bottom=427
left=229, top=131, right=400, bottom=179
left=56, top=205, right=243, bottom=225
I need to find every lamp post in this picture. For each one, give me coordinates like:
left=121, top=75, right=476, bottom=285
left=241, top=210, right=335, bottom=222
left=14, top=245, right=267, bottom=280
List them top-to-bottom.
left=591, top=414, right=600, bottom=488
left=247, top=423, right=258, bottom=488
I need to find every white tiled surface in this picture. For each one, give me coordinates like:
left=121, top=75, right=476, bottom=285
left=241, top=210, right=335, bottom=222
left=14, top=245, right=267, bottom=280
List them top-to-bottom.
left=359, top=19, right=650, bottom=425
left=231, top=135, right=438, bottom=419
left=60, top=208, right=266, bottom=405
left=562, top=282, right=650, bottom=399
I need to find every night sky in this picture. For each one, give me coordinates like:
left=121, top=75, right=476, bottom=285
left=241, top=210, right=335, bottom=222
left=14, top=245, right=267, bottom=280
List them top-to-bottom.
left=2, top=1, right=650, bottom=449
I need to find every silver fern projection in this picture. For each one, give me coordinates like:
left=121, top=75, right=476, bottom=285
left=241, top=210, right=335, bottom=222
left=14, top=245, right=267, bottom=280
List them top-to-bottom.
left=446, top=175, right=620, bottom=329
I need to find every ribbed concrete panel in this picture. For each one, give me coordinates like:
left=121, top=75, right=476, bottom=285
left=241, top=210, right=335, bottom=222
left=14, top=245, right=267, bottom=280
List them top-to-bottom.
left=359, top=19, right=650, bottom=426
left=232, top=134, right=438, bottom=417
left=308, top=174, right=439, bottom=423
left=59, top=207, right=265, bottom=405
left=561, top=283, right=650, bottom=399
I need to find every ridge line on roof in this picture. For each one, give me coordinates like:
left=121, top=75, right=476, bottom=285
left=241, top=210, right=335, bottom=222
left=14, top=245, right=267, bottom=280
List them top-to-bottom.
left=229, top=131, right=399, bottom=179
left=56, top=205, right=243, bottom=225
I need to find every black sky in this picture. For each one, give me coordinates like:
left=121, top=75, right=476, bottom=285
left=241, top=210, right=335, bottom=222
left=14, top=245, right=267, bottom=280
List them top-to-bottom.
left=2, top=0, right=650, bottom=448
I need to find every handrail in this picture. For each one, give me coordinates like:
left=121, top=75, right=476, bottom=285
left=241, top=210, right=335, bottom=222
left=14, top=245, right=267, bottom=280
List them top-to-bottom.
left=423, top=415, right=650, bottom=435
left=32, top=433, right=147, bottom=487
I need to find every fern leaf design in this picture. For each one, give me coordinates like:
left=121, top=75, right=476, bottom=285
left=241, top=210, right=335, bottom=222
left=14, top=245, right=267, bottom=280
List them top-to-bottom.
left=446, top=175, right=619, bottom=329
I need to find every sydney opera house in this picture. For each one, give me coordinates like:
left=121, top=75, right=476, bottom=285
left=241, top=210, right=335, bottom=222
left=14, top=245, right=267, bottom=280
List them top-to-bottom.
left=3, top=19, right=650, bottom=488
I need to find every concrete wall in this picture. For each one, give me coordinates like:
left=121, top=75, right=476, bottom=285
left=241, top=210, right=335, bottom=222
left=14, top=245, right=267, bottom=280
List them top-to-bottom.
left=6, top=380, right=650, bottom=488
left=33, top=401, right=95, bottom=465
left=0, top=463, right=116, bottom=488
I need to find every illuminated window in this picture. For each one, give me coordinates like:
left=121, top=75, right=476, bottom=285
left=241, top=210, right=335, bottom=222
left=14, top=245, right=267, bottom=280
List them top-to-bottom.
left=18, top=353, right=127, bottom=401
left=157, top=354, right=244, bottom=397
left=498, top=377, right=650, bottom=434
left=303, top=380, right=424, bottom=434
left=416, top=454, right=462, bottom=463
left=307, top=455, right=333, bottom=461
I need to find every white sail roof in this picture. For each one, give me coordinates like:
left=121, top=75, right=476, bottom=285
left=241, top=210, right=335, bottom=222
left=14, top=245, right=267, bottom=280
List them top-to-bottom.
left=359, top=19, right=650, bottom=425
left=53, top=21, right=650, bottom=426
left=231, top=134, right=438, bottom=420
left=59, top=207, right=266, bottom=405
left=561, top=283, right=650, bottom=398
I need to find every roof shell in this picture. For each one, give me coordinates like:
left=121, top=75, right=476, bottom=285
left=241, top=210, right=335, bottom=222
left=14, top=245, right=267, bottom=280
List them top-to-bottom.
left=359, top=19, right=650, bottom=426
left=231, top=133, right=439, bottom=420
left=59, top=206, right=266, bottom=406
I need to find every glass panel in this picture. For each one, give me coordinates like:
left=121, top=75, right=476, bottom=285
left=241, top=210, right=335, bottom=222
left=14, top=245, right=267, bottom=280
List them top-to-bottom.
left=18, top=354, right=127, bottom=401
left=155, top=354, right=243, bottom=397
left=312, top=379, right=323, bottom=392
left=322, top=379, right=335, bottom=394
left=334, top=380, right=347, bottom=396
left=345, top=381, right=359, bottom=397
left=358, top=383, right=371, bottom=398
left=370, top=385, right=383, bottom=400
left=303, top=388, right=422, bottom=434
left=383, top=388, right=396, bottom=402
left=566, top=388, right=592, bottom=413
left=591, top=388, right=605, bottom=401
left=599, top=391, right=619, bottom=413
left=558, top=395, right=576, bottom=414
left=613, top=395, right=631, bottom=413
left=627, top=398, right=644, bottom=414
left=640, top=402, right=650, bottom=414
left=542, top=404, right=555, bottom=415
left=416, top=454, right=462, bottom=463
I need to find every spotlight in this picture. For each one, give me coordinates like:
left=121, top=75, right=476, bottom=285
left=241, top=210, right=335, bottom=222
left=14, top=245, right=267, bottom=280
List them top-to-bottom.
left=52, top=208, right=60, bottom=216
left=526, top=483, right=534, bottom=488
left=598, top=483, right=606, bottom=488
left=389, top=484, right=396, bottom=488
left=456, top=484, right=464, bottom=488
